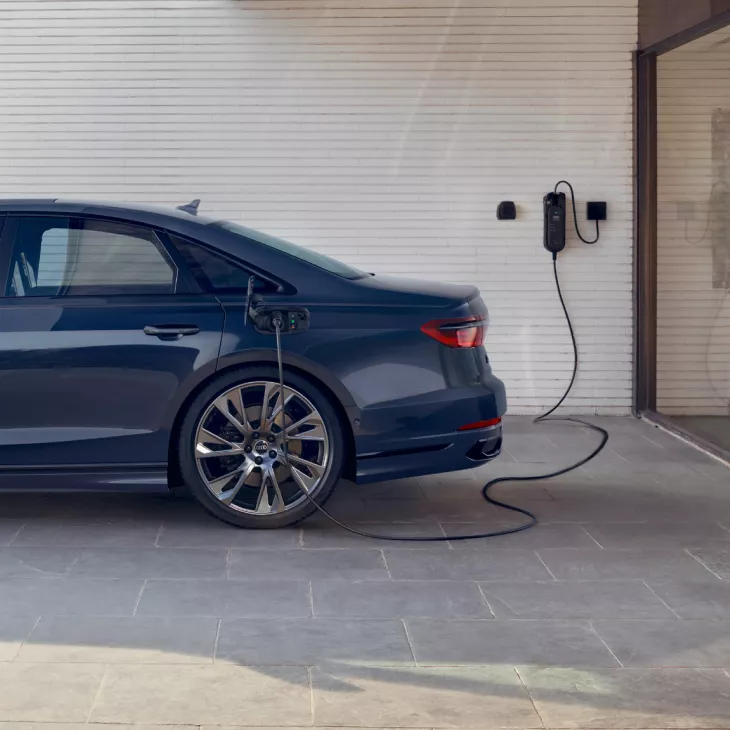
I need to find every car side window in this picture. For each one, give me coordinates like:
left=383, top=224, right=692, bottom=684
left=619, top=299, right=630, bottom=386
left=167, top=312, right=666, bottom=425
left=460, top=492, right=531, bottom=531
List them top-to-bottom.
left=4, top=216, right=177, bottom=297
left=170, top=234, right=277, bottom=294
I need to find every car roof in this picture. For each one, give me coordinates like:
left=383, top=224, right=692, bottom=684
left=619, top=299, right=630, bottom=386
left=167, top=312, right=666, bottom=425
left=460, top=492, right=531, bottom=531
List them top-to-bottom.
left=0, top=197, right=365, bottom=298
left=0, top=198, right=219, bottom=227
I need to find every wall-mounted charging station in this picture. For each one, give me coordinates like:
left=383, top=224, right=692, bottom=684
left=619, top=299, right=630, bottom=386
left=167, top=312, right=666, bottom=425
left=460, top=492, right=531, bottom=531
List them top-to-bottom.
left=544, top=181, right=606, bottom=252
left=544, top=192, right=567, bottom=254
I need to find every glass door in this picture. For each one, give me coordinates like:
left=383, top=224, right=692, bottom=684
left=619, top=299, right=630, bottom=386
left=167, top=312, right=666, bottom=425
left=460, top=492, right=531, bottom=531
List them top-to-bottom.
left=655, top=27, right=730, bottom=452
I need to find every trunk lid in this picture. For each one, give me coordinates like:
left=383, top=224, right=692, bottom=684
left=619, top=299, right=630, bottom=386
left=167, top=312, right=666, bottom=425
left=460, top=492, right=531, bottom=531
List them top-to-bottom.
left=354, top=273, right=480, bottom=309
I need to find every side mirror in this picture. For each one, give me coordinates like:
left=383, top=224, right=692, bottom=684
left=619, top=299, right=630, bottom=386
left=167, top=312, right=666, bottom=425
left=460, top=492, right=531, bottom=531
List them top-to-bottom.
left=251, top=305, right=310, bottom=335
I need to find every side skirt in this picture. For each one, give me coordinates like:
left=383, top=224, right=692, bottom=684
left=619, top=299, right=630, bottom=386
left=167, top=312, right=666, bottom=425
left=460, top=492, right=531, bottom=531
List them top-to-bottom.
left=0, top=463, right=169, bottom=492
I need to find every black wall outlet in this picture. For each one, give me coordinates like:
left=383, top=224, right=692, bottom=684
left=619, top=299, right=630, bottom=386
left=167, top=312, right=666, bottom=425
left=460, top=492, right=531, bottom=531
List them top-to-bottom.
left=497, top=201, right=517, bottom=220
left=587, top=202, right=607, bottom=221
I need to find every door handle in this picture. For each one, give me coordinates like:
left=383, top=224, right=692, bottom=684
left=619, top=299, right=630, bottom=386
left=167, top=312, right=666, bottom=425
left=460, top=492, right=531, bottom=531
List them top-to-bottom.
left=144, top=325, right=200, bottom=341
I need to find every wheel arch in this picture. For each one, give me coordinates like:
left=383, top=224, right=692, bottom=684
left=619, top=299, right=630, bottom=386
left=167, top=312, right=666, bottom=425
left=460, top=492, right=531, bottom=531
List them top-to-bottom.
left=167, top=358, right=357, bottom=488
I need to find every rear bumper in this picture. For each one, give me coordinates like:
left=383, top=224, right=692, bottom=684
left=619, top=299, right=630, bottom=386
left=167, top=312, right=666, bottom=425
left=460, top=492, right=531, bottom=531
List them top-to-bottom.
left=351, top=368, right=506, bottom=484
left=355, top=423, right=502, bottom=484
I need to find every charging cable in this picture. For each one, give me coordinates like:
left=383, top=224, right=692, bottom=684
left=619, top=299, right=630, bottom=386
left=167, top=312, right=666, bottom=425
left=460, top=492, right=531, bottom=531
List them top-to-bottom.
left=555, top=180, right=600, bottom=244
left=271, top=253, right=609, bottom=541
left=271, top=311, right=290, bottom=465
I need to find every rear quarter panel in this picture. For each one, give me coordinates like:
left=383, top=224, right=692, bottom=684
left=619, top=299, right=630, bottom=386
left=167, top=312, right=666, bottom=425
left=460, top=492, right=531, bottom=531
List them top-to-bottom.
left=219, top=294, right=506, bottom=456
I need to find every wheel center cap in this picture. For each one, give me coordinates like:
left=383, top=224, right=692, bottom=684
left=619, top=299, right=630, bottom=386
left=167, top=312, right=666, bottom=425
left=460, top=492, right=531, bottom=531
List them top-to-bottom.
left=253, top=440, right=269, bottom=455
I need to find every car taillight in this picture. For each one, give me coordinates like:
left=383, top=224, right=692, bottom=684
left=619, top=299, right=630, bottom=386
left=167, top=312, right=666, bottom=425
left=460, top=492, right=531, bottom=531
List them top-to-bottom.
left=420, top=316, right=487, bottom=348
left=458, top=417, right=502, bottom=431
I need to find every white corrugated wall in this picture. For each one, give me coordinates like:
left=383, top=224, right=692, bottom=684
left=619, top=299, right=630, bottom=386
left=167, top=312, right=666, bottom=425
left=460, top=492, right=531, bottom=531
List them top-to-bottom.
left=0, top=0, right=637, bottom=414
left=657, top=27, right=730, bottom=416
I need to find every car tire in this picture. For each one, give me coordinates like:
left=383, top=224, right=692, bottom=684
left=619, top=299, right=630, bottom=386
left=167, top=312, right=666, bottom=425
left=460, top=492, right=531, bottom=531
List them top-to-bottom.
left=178, top=365, right=345, bottom=529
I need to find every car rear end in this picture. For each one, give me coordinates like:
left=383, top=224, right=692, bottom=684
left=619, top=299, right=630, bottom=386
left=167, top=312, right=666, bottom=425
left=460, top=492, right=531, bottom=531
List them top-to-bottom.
left=194, top=220, right=506, bottom=487
left=342, top=275, right=506, bottom=484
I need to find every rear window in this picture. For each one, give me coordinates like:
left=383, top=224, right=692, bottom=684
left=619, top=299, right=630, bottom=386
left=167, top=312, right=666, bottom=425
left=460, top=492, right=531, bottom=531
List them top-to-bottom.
left=211, top=221, right=366, bottom=280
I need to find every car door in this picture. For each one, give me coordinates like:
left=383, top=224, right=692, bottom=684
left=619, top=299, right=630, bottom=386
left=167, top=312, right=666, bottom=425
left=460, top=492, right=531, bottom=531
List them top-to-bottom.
left=0, top=214, right=225, bottom=468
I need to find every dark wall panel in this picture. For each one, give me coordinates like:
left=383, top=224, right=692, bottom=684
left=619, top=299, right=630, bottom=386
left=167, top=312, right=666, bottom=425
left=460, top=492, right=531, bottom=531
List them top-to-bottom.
left=640, top=0, right=730, bottom=50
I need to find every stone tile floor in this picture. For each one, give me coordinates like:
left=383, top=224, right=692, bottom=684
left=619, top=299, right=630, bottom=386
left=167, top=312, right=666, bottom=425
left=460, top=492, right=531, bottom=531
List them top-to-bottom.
left=0, top=416, right=729, bottom=728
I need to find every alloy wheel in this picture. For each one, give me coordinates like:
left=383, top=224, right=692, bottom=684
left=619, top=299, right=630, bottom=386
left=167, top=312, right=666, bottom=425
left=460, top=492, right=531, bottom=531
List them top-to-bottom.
left=194, top=380, right=331, bottom=515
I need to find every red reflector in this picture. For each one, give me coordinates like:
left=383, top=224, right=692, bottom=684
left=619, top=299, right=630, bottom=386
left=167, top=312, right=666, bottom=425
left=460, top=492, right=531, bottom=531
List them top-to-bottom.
left=421, top=316, right=487, bottom=348
left=458, top=417, right=502, bottom=432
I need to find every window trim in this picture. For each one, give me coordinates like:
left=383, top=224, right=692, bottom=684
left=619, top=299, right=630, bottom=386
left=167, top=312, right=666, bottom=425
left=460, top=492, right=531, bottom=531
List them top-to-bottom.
left=0, top=214, right=186, bottom=299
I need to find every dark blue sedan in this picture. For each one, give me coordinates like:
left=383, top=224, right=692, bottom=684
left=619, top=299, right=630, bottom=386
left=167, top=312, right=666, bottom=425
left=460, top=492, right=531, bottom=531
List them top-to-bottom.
left=0, top=199, right=506, bottom=528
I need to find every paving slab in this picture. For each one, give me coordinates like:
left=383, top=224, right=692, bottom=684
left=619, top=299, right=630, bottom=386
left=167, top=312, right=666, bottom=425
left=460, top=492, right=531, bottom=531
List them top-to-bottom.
left=0, top=520, right=23, bottom=546
left=158, top=520, right=300, bottom=549
left=10, top=521, right=161, bottom=548
left=301, top=521, right=449, bottom=548
left=443, top=522, right=598, bottom=549
left=583, top=522, right=730, bottom=549
left=687, top=544, right=730, bottom=579
left=0, top=547, right=78, bottom=578
left=69, top=547, right=228, bottom=580
left=228, top=548, right=388, bottom=580
left=384, top=548, right=551, bottom=581
left=537, top=548, right=720, bottom=582
left=0, top=577, right=143, bottom=616
left=136, top=578, right=312, bottom=618
left=312, top=579, right=492, bottom=619
left=647, top=579, right=730, bottom=619
left=480, top=580, right=677, bottom=619
left=0, top=615, right=39, bottom=661
left=18, top=615, right=219, bottom=664
left=216, top=618, right=414, bottom=666
left=405, top=619, right=619, bottom=667
left=592, top=619, right=730, bottom=667
left=0, top=663, right=105, bottom=722
left=90, top=665, right=311, bottom=725
left=312, top=665, right=542, bottom=728
left=519, top=666, right=730, bottom=728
